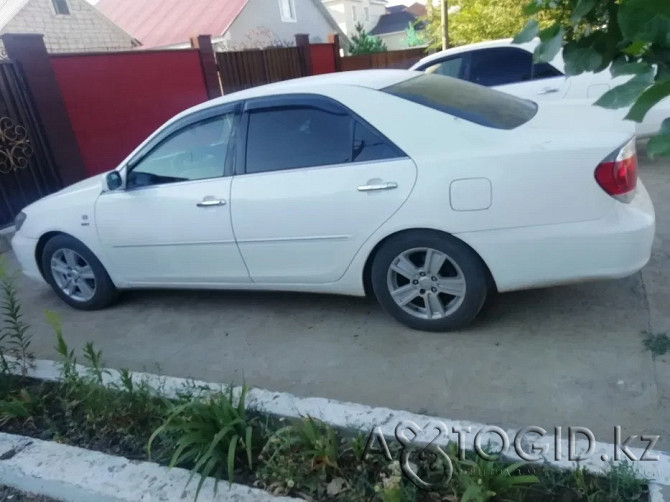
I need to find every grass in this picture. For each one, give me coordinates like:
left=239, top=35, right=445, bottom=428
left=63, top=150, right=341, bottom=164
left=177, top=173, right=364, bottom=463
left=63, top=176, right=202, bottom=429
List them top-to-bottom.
left=643, top=331, right=670, bottom=358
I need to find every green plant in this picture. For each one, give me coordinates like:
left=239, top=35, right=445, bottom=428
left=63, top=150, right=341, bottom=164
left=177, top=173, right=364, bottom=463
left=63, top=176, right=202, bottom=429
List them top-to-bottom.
left=516, top=0, right=670, bottom=156
left=404, top=21, right=427, bottom=48
left=349, top=23, right=387, bottom=55
left=0, top=258, right=33, bottom=375
left=643, top=331, right=669, bottom=358
left=148, top=386, right=257, bottom=500
left=258, top=416, right=340, bottom=498
left=451, top=453, right=538, bottom=502
left=601, top=461, right=648, bottom=501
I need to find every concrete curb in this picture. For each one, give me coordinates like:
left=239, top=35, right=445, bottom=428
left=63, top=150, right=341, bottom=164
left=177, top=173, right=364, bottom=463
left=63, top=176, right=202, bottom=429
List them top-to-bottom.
left=8, top=358, right=670, bottom=500
left=0, top=432, right=297, bottom=502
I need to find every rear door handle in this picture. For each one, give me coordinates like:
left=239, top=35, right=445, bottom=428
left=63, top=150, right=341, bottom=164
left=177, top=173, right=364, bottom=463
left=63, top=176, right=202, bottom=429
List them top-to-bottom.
left=538, top=87, right=559, bottom=95
left=357, top=182, right=398, bottom=192
left=197, top=197, right=226, bottom=207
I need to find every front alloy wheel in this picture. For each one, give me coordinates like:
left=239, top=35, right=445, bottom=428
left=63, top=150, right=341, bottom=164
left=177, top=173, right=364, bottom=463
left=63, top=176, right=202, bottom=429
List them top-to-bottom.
left=371, top=231, right=489, bottom=331
left=42, top=234, right=118, bottom=310
left=50, top=248, right=97, bottom=302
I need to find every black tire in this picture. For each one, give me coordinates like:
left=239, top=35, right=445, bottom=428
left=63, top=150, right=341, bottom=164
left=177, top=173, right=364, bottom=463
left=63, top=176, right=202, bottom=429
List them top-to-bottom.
left=370, top=230, right=489, bottom=331
left=41, top=234, right=118, bottom=310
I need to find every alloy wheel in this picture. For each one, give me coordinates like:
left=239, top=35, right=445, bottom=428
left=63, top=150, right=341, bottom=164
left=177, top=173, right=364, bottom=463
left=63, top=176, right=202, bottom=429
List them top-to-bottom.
left=386, top=247, right=466, bottom=320
left=50, top=248, right=97, bottom=302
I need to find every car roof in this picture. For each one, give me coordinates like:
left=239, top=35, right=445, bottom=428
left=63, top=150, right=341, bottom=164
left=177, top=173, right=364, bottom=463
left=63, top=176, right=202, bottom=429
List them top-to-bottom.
left=411, top=38, right=564, bottom=72
left=180, top=70, right=416, bottom=118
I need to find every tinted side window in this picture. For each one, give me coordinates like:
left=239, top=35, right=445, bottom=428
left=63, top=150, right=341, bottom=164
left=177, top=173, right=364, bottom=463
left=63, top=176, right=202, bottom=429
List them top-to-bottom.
left=469, top=48, right=532, bottom=86
left=422, top=56, right=464, bottom=78
left=532, top=62, right=563, bottom=80
left=245, top=102, right=403, bottom=173
left=246, top=106, right=351, bottom=174
left=127, top=114, right=234, bottom=189
left=352, top=121, right=400, bottom=162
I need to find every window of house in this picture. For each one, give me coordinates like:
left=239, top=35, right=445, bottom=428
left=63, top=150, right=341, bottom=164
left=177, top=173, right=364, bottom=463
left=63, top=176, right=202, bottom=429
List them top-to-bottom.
left=52, top=0, right=70, bottom=15
left=279, top=0, right=297, bottom=22
left=352, top=5, right=357, bottom=21
left=245, top=104, right=402, bottom=174
left=126, top=114, right=234, bottom=189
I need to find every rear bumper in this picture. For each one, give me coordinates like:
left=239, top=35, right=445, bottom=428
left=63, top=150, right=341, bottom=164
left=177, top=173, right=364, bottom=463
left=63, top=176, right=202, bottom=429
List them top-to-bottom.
left=457, top=182, right=655, bottom=292
left=11, top=233, right=44, bottom=283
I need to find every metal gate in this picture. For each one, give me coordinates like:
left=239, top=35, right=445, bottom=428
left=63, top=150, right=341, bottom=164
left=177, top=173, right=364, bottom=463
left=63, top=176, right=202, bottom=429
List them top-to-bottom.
left=0, top=60, right=61, bottom=227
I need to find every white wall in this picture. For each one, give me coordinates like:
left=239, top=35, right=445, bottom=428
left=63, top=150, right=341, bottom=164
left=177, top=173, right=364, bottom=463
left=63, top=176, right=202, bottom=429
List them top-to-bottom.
left=2, top=0, right=137, bottom=52
left=222, top=0, right=337, bottom=49
left=323, top=0, right=386, bottom=37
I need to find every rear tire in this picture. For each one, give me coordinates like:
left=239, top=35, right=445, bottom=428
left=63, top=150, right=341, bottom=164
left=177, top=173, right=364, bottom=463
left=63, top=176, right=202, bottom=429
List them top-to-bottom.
left=370, top=231, right=488, bottom=331
left=41, top=235, right=117, bottom=310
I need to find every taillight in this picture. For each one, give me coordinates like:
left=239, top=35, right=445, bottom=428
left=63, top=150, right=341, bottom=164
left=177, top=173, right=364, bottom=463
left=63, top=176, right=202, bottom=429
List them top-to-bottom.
left=594, top=138, right=637, bottom=202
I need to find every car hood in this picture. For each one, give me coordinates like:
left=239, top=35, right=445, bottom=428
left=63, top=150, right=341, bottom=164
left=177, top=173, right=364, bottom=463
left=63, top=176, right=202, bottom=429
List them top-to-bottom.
left=24, top=173, right=105, bottom=214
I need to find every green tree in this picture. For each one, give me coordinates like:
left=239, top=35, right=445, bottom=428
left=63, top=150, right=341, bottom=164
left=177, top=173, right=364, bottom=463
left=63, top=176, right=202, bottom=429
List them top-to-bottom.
left=422, top=0, right=559, bottom=49
left=516, top=0, right=670, bottom=155
left=404, top=21, right=428, bottom=47
left=349, top=22, right=387, bottom=55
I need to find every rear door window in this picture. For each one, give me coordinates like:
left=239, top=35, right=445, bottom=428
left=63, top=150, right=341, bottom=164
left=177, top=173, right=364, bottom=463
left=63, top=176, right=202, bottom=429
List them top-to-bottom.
left=468, top=47, right=533, bottom=86
left=383, top=74, right=538, bottom=130
left=244, top=97, right=404, bottom=174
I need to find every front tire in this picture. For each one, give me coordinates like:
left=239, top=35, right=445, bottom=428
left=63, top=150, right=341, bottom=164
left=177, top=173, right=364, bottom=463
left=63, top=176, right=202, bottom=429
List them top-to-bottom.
left=371, top=231, right=489, bottom=331
left=41, top=235, right=117, bottom=310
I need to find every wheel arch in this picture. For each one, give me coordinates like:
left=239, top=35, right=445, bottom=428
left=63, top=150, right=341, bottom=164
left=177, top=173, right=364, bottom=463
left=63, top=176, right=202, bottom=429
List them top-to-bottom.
left=362, top=228, right=498, bottom=297
left=35, top=231, right=67, bottom=281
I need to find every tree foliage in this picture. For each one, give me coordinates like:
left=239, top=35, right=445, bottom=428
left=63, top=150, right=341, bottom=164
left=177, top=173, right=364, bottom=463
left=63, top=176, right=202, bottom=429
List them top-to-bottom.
left=422, top=0, right=559, bottom=49
left=517, top=0, right=670, bottom=155
left=404, top=21, right=428, bottom=47
left=349, top=22, right=387, bottom=55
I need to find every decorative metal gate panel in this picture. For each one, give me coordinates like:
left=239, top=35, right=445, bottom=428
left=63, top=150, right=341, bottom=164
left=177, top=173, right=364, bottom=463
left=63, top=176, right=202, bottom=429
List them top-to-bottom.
left=0, top=60, right=61, bottom=227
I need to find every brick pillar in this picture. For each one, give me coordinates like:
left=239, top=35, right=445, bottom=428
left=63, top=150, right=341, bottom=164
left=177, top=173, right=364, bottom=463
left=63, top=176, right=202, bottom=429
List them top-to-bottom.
left=1, top=34, right=87, bottom=185
left=295, top=34, right=313, bottom=76
left=328, top=34, right=342, bottom=72
left=190, top=35, right=222, bottom=99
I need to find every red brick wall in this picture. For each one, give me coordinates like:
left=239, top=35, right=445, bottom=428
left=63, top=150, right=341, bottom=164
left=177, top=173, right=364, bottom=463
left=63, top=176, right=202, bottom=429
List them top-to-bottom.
left=50, top=50, right=209, bottom=176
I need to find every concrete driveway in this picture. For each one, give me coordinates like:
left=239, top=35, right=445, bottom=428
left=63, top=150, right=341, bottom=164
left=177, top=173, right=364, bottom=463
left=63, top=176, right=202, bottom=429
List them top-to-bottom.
left=5, top=154, right=670, bottom=451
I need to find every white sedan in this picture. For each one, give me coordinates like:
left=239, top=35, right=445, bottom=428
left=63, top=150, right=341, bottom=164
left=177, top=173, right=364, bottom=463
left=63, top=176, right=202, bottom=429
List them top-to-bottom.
left=410, top=39, right=670, bottom=137
left=11, top=70, right=655, bottom=331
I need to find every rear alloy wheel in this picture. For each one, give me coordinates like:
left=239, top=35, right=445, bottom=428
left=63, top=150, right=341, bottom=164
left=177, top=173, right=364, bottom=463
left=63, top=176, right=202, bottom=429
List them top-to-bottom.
left=371, top=231, right=489, bottom=331
left=42, top=235, right=117, bottom=310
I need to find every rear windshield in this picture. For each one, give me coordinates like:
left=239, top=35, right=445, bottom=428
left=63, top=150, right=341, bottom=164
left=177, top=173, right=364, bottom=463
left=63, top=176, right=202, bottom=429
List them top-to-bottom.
left=383, top=74, right=538, bottom=129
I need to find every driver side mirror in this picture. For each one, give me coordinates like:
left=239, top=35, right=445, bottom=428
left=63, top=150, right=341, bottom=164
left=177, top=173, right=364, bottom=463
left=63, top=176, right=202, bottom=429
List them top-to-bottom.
left=104, top=171, right=123, bottom=191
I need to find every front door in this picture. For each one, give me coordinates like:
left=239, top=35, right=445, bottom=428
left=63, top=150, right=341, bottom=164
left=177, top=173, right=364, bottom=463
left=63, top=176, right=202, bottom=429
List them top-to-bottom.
left=230, top=95, right=417, bottom=284
left=95, top=110, right=250, bottom=285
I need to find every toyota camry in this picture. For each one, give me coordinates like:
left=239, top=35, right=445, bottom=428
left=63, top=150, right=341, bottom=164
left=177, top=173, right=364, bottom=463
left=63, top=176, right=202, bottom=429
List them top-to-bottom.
left=11, top=70, right=655, bottom=331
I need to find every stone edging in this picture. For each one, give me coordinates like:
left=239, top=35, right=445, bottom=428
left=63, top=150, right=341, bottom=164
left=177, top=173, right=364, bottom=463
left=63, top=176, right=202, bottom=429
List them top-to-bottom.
left=4, top=358, right=668, bottom=501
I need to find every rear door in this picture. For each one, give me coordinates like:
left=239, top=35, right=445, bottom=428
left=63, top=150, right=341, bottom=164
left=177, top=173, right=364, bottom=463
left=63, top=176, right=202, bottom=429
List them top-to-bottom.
left=418, top=47, right=569, bottom=100
left=467, top=47, right=569, bottom=99
left=230, top=94, right=417, bottom=284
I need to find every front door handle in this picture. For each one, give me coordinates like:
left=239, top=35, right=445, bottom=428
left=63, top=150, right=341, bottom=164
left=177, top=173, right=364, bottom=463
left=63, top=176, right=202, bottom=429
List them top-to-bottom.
left=357, top=182, right=398, bottom=192
left=197, top=197, right=226, bottom=207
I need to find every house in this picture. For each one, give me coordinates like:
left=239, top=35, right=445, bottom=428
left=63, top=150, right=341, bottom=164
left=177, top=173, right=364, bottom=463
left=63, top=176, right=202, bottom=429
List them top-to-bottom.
left=0, top=0, right=138, bottom=53
left=95, top=0, right=349, bottom=51
left=321, top=0, right=387, bottom=36
left=369, top=2, right=426, bottom=50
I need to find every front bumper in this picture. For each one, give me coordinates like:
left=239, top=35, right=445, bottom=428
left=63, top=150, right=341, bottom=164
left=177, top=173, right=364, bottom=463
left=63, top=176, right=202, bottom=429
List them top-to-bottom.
left=11, top=233, right=44, bottom=283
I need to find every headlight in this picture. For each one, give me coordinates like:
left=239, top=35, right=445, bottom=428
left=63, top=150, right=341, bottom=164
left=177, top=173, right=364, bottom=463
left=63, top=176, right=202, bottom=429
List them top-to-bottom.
left=14, top=212, right=26, bottom=232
